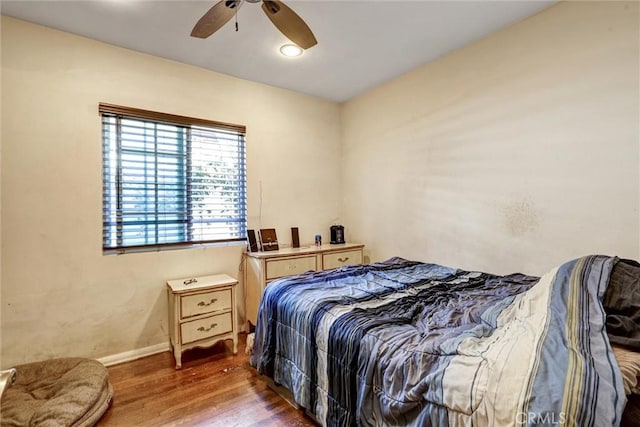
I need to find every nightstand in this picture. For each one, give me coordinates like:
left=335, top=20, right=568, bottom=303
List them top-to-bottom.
left=166, top=274, right=238, bottom=369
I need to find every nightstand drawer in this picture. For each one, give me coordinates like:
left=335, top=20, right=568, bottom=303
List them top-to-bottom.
left=323, top=250, right=363, bottom=270
left=266, top=256, right=317, bottom=280
left=181, top=289, right=231, bottom=318
left=181, top=312, right=232, bottom=344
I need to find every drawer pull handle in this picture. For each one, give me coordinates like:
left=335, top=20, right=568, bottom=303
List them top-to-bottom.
left=338, top=257, right=349, bottom=263
left=197, top=298, right=218, bottom=307
left=197, top=323, right=218, bottom=332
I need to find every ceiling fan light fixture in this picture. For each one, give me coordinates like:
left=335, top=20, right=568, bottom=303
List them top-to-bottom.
left=280, top=43, right=303, bottom=57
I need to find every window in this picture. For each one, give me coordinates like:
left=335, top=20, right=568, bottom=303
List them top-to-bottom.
left=100, top=103, right=246, bottom=253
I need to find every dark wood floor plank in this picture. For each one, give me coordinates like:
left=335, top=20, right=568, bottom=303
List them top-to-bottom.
left=97, top=334, right=316, bottom=427
left=97, top=335, right=640, bottom=427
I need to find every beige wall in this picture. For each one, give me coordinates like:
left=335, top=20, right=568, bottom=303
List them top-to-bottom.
left=2, top=1, right=639, bottom=368
left=342, top=1, right=639, bottom=275
left=1, top=17, right=342, bottom=367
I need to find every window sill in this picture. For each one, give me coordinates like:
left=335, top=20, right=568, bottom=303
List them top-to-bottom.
left=103, top=240, right=247, bottom=256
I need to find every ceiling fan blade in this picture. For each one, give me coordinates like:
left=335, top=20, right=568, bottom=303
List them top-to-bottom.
left=191, top=0, right=243, bottom=39
left=261, top=0, right=317, bottom=49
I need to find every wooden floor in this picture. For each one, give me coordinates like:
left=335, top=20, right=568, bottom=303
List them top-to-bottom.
left=97, top=334, right=316, bottom=427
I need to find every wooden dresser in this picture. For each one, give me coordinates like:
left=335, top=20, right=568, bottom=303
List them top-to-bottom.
left=244, top=243, right=364, bottom=326
left=166, top=274, right=238, bottom=369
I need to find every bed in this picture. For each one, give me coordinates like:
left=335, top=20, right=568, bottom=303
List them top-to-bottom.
left=250, top=255, right=638, bottom=426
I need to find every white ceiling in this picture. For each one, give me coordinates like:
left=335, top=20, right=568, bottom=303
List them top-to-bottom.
left=0, top=0, right=555, bottom=102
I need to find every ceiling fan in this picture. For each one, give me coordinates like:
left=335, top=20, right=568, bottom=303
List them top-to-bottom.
left=191, top=0, right=317, bottom=50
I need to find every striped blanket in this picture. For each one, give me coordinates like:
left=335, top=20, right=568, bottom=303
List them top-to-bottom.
left=251, top=256, right=626, bottom=426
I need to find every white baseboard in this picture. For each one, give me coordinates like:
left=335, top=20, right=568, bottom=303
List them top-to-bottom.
left=98, top=324, right=247, bottom=367
left=98, top=342, right=170, bottom=367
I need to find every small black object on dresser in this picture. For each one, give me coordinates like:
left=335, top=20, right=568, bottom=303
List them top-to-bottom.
left=330, top=225, right=345, bottom=244
left=291, top=227, right=300, bottom=248
left=247, top=229, right=259, bottom=252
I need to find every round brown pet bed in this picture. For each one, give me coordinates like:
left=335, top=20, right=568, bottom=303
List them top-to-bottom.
left=1, top=358, right=112, bottom=427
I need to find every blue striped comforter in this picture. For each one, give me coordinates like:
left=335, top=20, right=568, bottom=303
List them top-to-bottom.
left=251, top=256, right=626, bottom=426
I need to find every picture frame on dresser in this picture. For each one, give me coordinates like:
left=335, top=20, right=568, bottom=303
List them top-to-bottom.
left=258, top=228, right=279, bottom=251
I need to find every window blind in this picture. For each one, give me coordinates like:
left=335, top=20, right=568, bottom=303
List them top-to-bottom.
left=100, top=103, right=247, bottom=253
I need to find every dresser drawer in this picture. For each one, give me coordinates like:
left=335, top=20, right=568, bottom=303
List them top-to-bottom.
left=323, top=250, right=363, bottom=270
left=266, top=256, right=317, bottom=280
left=181, top=289, right=231, bottom=319
left=181, top=312, right=232, bottom=344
